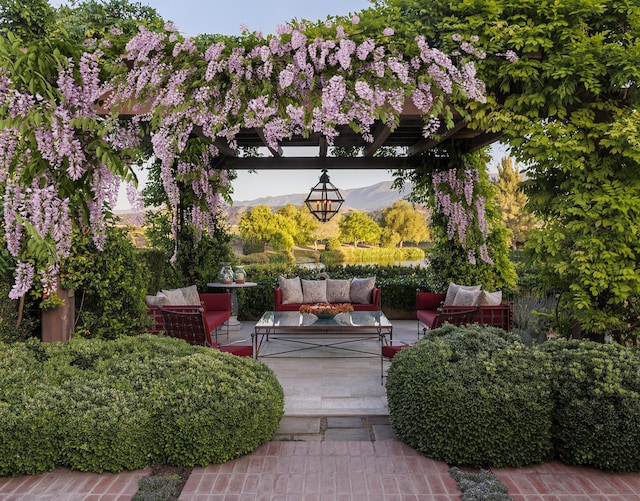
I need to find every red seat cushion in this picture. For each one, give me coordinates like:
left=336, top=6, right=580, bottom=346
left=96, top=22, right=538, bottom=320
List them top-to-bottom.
left=416, top=309, right=440, bottom=329
left=217, top=344, right=253, bottom=357
left=382, top=344, right=408, bottom=359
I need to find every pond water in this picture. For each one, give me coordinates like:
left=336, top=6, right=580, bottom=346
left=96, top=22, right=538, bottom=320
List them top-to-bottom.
left=299, top=260, right=426, bottom=270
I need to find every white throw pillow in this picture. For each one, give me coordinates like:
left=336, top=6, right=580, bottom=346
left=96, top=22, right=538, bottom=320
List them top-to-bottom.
left=278, top=276, right=303, bottom=304
left=350, top=277, right=376, bottom=304
left=302, top=279, right=328, bottom=304
left=326, top=279, right=352, bottom=303
left=444, top=282, right=481, bottom=305
left=180, top=285, right=200, bottom=305
left=161, top=288, right=188, bottom=306
left=452, top=289, right=482, bottom=306
left=480, top=290, right=503, bottom=306
left=145, top=294, right=166, bottom=307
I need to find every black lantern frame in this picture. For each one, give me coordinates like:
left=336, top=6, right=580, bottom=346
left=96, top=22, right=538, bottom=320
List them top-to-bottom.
left=305, top=169, right=344, bottom=222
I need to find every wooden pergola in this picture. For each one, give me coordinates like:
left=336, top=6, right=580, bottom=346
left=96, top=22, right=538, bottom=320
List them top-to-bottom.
left=98, top=96, right=500, bottom=170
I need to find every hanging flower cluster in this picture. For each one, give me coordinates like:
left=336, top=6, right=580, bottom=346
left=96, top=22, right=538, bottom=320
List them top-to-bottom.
left=108, top=19, right=489, bottom=252
left=0, top=47, right=142, bottom=299
left=432, top=168, right=493, bottom=265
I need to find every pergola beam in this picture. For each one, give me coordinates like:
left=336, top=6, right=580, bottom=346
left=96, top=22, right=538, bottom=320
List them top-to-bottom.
left=407, top=120, right=468, bottom=156
left=363, top=123, right=392, bottom=157
left=255, top=128, right=283, bottom=157
left=230, top=156, right=420, bottom=170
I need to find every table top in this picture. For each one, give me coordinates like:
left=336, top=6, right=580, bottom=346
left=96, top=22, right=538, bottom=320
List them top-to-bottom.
left=207, top=282, right=258, bottom=289
left=255, top=310, right=392, bottom=330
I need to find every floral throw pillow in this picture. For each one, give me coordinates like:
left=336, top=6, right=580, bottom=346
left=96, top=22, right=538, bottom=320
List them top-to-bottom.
left=279, top=276, right=303, bottom=304
left=350, top=277, right=376, bottom=304
left=302, top=279, right=328, bottom=304
left=326, top=279, right=352, bottom=303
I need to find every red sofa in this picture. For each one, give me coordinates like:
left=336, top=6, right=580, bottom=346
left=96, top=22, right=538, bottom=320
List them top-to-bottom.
left=274, top=287, right=381, bottom=312
left=416, top=291, right=513, bottom=332
left=147, top=292, right=231, bottom=338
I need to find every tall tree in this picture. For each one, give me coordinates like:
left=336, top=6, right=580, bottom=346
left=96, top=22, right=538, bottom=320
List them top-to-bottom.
left=0, top=0, right=55, bottom=41
left=493, top=157, right=537, bottom=249
left=379, top=200, right=430, bottom=248
left=276, top=204, right=318, bottom=247
left=338, top=211, right=382, bottom=248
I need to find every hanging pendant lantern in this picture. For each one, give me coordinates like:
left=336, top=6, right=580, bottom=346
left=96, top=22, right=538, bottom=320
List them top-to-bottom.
left=305, top=169, right=344, bottom=222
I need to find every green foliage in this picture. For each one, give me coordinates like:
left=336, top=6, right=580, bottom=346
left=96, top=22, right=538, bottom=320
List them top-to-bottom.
left=0, top=0, right=56, bottom=41
left=381, top=0, right=640, bottom=340
left=400, top=152, right=517, bottom=293
left=493, top=157, right=538, bottom=249
left=524, top=161, right=640, bottom=341
left=379, top=200, right=431, bottom=247
left=239, top=204, right=318, bottom=252
left=144, top=210, right=234, bottom=291
left=338, top=211, right=382, bottom=247
left=428, top=225, right=516, bottom=293
left=61, top=226, right=149, bottom=339
left=242, top=238, right=265, bottom=255
left=325, top=238, right=342, bottom=251
left=339, top=246, right=425, bottom=265
left=135, top=248, right=165, bottom=295
left=0, top=273, right=38, bottom=343
left=386, top=324, right=553, bottom=468
left=0, top=335, right=284, bottom=475
left=541, top=339, right=640, bottom=472
left=449, top=467, right=511, bottom=501
left=133, top=475, right=182, bottom=501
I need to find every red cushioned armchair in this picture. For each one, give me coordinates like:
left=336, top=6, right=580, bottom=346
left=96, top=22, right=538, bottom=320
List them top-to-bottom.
left=160, top=307, right=252, bottom=357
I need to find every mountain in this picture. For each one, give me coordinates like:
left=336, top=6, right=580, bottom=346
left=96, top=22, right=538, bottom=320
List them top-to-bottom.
left=232, top=180, right=413, bottom=211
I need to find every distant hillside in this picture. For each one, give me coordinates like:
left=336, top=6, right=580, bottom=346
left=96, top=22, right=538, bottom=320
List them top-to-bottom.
left=115, top=180, right=417, bottom=227
left=233, top=180, right=413, bottom=211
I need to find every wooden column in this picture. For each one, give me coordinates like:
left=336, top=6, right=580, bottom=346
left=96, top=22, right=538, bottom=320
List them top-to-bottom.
left=41, top=283, right=75, bottom=343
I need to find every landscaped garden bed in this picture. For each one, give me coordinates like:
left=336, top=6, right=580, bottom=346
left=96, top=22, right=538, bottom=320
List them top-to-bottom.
left=386, top=323, right=640, bottom=472
left=0, top=335, right=284, bottom=476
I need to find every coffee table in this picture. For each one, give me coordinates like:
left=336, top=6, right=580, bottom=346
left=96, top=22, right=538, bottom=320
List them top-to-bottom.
left=252, top=310, right=393, bottom=358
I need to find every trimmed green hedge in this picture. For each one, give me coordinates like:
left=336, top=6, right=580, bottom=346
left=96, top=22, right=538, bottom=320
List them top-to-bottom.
left=386, top=324, right=554, bottom=468
left=387, top=325, right=640, bottom=472
left=0, top=335, right=284, bottom=476
left=541, top=339, right=640, bottom=472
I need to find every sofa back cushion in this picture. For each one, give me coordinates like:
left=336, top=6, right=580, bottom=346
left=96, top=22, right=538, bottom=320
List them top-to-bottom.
left=278, top=276, right=303, bottom=304
left=350, top=277, right=376, bottom=304
left=302, top=279, right=328, bottom=303
left=326, top=279, right=352, bottom=303
left=444, top=282, right=481, bottom=305
left=179, top=285, right=200, bottom=305
left=161, top=288, right=189, bottom=306
left=452, top=289, right=482, bottom=306
left=480, top=290, right=503, bottom=306
left=416, top=292, right=446, bottom=310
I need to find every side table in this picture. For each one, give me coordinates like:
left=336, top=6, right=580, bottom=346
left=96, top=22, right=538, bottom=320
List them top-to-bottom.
left=207, top=282, right=258, bottom=330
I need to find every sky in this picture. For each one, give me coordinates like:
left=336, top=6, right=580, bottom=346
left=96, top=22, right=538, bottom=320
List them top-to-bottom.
left=50, top=0, right=507, bottom=206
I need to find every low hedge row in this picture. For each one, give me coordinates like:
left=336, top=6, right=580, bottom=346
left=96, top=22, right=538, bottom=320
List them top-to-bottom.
left=386, top=325, right=640, bottom=472
left=0, top=335, right=284, bottom=476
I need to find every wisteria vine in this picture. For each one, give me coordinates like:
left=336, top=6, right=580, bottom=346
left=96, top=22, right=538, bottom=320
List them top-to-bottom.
left=0, top=12, right=512, bottom=300
left=108, top=17, right=492, bottom=262
left=0, top=46, right=142, bottom=301
left=432, top=168, right=493, bottom=265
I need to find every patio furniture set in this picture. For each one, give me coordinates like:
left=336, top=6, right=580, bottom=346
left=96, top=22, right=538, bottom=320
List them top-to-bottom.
left=144, top=280, right=513, bottom=381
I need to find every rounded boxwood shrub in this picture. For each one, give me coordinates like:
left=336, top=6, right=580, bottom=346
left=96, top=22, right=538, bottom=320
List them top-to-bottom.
left=386, top=324, right=553, bottom=467
left=0, top=335, right=284, bottom=475
left=542, top=339, right=640, bottom=472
